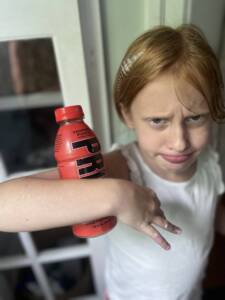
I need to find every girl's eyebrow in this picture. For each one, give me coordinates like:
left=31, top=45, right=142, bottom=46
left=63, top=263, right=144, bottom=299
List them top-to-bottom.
left=142, top=111, right=210, bottom=120
left=184, top=111, right=210, bottom=117
left=142, top=114, right=171, bottom=120
left=142, top=116, right=170, bottom=123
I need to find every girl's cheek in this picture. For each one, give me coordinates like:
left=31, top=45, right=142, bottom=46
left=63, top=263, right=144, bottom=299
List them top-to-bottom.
left=191, top=128, right=210, bottom=149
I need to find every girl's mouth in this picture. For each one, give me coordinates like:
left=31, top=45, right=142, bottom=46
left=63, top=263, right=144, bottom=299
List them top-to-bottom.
left=161, top=153, right=193, bottom=164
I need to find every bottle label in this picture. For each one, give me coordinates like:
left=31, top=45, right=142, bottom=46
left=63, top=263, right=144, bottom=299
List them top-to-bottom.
left=72, top=137, right=105, bottom=178
left=72, top=137, right=100, bottom=153
left=76, top=154, right=105, bottom=178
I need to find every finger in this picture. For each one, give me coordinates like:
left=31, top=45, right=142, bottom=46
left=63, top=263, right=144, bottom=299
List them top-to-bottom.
left=148, top=190, right=160, bottom=206
left=152, top=215, right=182, bottom=234
left=140, top=223, right=171, bottom=250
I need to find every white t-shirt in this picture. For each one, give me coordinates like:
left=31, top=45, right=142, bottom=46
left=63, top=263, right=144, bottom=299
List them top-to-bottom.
left=105, top=142, right=225, bottom=300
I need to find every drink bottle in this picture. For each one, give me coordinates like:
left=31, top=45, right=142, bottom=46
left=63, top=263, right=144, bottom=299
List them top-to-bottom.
left=54, top=105, right=117, bottom=237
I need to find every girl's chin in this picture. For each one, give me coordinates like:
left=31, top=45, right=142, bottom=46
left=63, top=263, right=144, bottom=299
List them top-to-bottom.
left=159, top=159, right=197, bottom=180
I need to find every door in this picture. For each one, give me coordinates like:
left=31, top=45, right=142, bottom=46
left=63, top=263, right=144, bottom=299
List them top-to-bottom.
left=0, top=1, right=107, bottom=299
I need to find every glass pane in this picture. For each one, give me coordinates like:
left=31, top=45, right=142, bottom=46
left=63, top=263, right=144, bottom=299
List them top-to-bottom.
left=0, top=38, right=63, bottom=175
left=3, top=38, right=60, bottom=96
left=0, top=106, right=58, bottom=174
left=32, top=227, right=86, bottom=252
left=0, top=232, right=23, bottom=257
left=0, top=258, right=97, bottom=299
left=43, top=258, right=96, bottom=298
left=3, top=267, right=41, bottom=300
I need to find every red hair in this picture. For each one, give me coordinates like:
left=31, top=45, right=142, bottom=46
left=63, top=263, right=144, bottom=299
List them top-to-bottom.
left=114, top=24, right=225, bottom=123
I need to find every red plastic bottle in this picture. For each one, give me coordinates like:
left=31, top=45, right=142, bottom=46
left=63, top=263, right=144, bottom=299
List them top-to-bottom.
left=54, top=105, right=117, bottom=238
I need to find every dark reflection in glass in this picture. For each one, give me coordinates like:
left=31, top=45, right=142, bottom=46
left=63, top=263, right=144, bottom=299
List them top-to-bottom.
left=0, top=38, right=63, bottom=175
left=0, top=38, right=60, bottom=96
left=0, top=107, right=58, bottom=174
left=32, top=226, right=86, bottom=252
left=0, top=232, right=23, bottom=256
left=2, top=258, right=95, bottom=299
left=43, top=258, right=95, bottom=298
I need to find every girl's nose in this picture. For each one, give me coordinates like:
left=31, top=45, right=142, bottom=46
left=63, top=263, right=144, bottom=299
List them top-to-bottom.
left=168, top=124, right=189, bottom=153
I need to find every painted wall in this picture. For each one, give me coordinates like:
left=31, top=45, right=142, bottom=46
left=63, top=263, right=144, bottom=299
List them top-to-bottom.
left=189, top=0, right=225, bottom=54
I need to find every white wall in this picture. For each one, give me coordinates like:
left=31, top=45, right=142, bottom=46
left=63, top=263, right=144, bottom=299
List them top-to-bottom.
left=100, top=0, right=153, bottom=144
left=189, top=0, right=225, bottom=53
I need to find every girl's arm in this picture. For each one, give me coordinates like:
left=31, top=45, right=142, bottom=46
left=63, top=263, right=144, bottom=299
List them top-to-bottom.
left=0, top=150, right=181, bottom=250
left=0, top=176, right=122, bottom=232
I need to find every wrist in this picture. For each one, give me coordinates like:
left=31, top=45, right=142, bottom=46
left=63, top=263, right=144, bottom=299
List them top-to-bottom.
left=107, top=179, right=133, bottom=217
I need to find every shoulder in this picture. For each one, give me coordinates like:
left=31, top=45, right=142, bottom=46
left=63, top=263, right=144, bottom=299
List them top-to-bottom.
left=104, top=149, right=129, bottom=180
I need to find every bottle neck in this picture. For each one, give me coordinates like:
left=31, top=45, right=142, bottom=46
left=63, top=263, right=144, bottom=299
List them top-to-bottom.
left=58, top=118, right=84, bottom=126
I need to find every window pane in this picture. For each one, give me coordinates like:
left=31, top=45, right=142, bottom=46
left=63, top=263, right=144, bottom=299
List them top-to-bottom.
left=0, top=38, right=63, bottom=175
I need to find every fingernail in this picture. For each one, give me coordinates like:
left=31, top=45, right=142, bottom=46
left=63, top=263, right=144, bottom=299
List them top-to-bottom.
left=175, top=228, right=182, bottom=234
left=165, top=244, right=171, bottom=250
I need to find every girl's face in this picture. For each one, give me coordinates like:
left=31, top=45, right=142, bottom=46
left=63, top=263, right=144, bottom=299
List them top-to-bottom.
left=123, top=73, right=212, bottom=182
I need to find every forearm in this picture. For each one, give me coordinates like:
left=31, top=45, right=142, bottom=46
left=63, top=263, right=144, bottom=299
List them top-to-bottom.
left=0, top=173, right=181, bottom=250
left=0, top=177, right=119, bottom=232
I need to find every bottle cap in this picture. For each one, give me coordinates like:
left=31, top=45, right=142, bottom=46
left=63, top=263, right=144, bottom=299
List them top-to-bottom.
left=55, top=105, right=84, bottom=123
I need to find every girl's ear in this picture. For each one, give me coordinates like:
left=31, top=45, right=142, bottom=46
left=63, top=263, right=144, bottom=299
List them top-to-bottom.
left=120, top=105, right=134, bottom=129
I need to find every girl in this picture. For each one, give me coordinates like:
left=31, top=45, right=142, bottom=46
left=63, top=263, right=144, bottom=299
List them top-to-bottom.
left=0, top=23, right=224, bottom=300
left=103, top=24, right=225, bottom=300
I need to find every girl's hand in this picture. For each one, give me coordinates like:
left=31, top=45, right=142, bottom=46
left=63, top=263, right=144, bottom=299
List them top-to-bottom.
left=113, top=180, right=182, bottom=250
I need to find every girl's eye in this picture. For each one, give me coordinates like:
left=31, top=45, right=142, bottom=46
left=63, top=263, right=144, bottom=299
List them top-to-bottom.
left=185, top=115, right=203, bottom=123
left=147, top=118, right=167, bottom=127
left=152, top=118, right=163, bottom=124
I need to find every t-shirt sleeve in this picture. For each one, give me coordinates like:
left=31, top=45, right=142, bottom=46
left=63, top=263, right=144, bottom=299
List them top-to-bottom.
left=120, top=143, right=144, bottom=185
left=207, top=147, right=225, bottom=195
left=216, top=165, right=225, bottom=195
